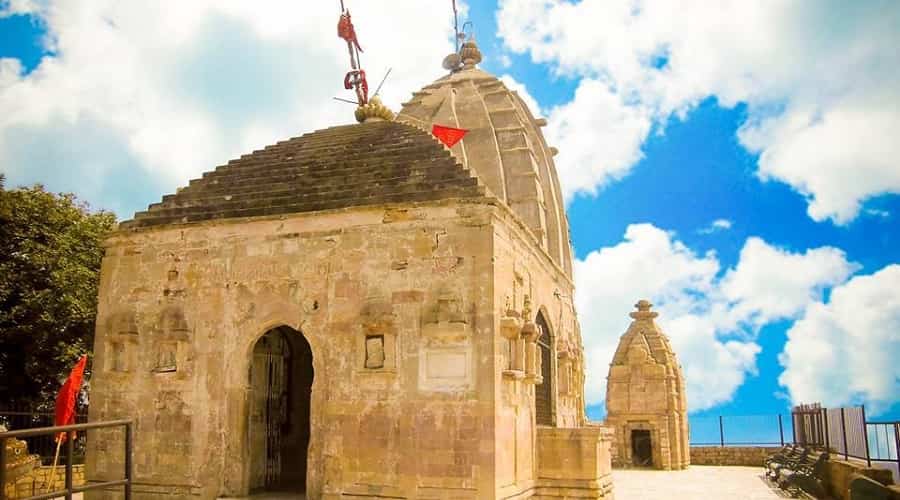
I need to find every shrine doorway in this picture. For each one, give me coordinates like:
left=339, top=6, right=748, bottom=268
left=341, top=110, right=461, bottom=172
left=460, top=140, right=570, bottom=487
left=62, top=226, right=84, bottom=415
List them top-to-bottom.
left=534, top=311, right=554, bottom=426
left=248, top=326, right=314, bottom=494
left=631, top=429, right=653, bottom=467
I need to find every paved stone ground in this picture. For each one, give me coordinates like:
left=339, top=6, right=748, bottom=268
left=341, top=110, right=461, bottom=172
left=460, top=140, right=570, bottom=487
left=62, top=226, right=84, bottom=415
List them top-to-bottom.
left=612, top=466, right=794, bottom=500
left=71, top=468, right=790, bottom=500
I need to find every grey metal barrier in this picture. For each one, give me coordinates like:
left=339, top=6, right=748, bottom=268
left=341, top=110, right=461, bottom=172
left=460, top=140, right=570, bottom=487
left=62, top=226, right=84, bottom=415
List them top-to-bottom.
left=0, top=419, right=132, bottom=500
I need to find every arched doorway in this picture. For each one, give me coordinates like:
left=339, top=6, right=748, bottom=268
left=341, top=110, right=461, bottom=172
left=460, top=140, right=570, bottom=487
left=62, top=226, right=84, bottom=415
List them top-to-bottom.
left=534, top=312, right=554, bottom=426
left=248, top=326, right=313, bottom=494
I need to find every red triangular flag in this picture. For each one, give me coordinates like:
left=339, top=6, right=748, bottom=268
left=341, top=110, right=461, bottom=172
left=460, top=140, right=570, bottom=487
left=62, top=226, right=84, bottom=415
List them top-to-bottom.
left=432, top=124, right=468, bottom=148
left=54, top=355, right=87, bottom=443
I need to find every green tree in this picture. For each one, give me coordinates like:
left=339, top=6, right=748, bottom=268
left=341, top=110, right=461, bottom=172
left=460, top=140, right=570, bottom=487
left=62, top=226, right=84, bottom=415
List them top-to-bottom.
left=0, top=174, right=116, bottom=408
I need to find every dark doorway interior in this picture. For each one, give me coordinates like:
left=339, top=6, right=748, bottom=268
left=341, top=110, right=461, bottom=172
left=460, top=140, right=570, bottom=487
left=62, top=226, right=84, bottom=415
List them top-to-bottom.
left=534, top=312, right=553, bottom=426
left=249, top=326, right=314, bottom=493
left=631, top=429, right=653, bottom=467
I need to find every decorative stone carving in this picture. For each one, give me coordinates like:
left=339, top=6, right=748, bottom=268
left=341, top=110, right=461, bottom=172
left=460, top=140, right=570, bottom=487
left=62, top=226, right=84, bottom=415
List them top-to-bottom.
left=422, top=289, right=469, bottom=342
left=520, top=295, right=542, bottom=384
left=500, top=303, right=525, bottom=380
left=152, top=304, right=190, bottom=373
left=105, top=309, right=139, bottom=372
left=2, top=425, right=40, bottom=486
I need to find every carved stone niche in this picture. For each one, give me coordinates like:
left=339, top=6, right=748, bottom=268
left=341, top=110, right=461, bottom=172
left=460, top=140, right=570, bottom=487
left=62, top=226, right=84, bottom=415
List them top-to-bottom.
left=418, top=289, right=473, bottom=393
left=421, top=289, right=470, bottom=344
left=359, top=297, right=397, bottom=371
left=153, top=305, right=190, bottom=374
left=105, top=310, right=139, bottom=373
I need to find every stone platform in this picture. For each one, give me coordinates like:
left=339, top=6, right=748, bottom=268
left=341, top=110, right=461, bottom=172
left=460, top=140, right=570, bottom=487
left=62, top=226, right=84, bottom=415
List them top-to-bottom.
left=612, top=466, right=792, bottom=500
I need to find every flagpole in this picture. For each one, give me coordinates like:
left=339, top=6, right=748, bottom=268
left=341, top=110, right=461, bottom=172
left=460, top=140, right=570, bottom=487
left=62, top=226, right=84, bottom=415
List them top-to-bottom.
left=44, top=436, right=63, bottom=493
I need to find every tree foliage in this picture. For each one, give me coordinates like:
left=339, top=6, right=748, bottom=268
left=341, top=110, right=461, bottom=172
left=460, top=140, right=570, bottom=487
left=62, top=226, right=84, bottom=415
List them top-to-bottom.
left=0, top=175, right=116, bottom=408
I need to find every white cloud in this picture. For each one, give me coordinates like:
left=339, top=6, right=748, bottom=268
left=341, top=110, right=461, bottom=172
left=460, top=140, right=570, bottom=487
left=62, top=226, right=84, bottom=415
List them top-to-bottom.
left=0, top=0, right=461, bottom=217
left=498, top=0, right=900, bottom=224
left=496, top=75, right=648, bottom=203
left=546, top=79, right=652, bottom=200
left=698, top=218, right=732, bottom=234
left=576, top=223, right=859, bottom=412
left=721, top=238, right=859, bottom=329
left=778, top=265, right=900, bottom=415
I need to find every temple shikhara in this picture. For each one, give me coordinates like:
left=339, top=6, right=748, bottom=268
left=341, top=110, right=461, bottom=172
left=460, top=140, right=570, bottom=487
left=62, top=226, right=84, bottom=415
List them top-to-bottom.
left=84, top=22, right=615, bottom=499
left=605, top=300, right=690, bottom=470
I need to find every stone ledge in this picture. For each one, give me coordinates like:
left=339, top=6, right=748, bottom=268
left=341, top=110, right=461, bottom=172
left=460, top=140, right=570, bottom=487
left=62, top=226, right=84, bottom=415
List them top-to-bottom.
left=689, top=446, right=782, bottom=467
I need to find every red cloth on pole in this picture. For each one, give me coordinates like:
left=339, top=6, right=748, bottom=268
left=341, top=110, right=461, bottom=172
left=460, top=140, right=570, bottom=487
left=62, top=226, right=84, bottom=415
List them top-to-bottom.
left=337, top=11, right=363, bottom=53
left=432, top=124, right=468, bottom=148
left=54, top=355, right=87, bottom=443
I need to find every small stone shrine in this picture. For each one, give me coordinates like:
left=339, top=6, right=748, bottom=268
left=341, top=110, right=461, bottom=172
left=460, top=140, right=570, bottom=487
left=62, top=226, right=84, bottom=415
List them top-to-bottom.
left=85, top=37, right=614, bottom=499
left=605, top=300, right=690, bottom=470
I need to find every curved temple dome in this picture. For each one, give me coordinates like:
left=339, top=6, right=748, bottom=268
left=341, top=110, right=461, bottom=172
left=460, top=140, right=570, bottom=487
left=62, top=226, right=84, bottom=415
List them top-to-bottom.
left=397, top=44, right=574, bottom=278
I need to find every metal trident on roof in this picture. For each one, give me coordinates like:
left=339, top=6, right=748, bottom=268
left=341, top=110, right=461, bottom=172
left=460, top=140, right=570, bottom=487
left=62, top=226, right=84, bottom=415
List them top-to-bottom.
left=337, top=0, right=368, bottom=105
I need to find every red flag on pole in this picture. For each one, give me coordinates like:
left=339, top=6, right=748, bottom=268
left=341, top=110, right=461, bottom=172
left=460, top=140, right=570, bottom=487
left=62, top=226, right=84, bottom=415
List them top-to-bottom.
left=432, top=124, right=468, bottom=148
left=54, top=355, right=87, bottom=443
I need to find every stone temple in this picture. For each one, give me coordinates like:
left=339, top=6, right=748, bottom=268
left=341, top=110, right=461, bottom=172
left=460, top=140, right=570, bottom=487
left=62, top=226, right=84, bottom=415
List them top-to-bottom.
left=85, top=39, right=614, bottom=499
left=605, top=300, right=690, bottom=470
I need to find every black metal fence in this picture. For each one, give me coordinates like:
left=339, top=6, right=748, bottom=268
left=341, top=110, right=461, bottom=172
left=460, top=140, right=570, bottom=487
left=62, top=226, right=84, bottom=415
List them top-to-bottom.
left=792, top=403, right=900, bottom=482
left=792, top=403, right=871, bottom=463
left=0, top=405, right=88, bottom=465
left=689, top=414, right=791, bottom=446
left=0, top=419, right=133, bottom=500
left=867, top=421, right=900, bottom=482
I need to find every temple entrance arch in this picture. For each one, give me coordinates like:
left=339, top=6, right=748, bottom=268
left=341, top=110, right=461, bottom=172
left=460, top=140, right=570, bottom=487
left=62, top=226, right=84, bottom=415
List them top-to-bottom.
left=534, top=311, right=554, bottom=426
left=248, top=325, right=314, bottom=494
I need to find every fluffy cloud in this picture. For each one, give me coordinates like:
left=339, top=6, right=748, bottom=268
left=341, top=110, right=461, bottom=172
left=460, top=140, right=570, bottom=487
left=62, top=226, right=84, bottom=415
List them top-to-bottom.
left=0, top=0, right=460, bottom=217
left=497, top=0, right=900, bottom=223
left=498, top=74, right=654, bottom=201
left=545, top=79, right=652, bottom=200
left=576, top=223, right=858, bottom=412
left=721, top=238, right=859, bottom=329
left=778, top=265, right=900, bottom=415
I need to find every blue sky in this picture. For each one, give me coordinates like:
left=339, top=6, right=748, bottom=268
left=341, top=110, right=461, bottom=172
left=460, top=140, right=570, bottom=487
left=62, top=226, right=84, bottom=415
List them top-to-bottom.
left=2, top=1, right=898, bottom=422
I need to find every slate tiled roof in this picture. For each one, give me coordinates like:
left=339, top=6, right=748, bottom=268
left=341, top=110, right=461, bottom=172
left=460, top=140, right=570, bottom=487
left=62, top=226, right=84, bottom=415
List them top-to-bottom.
left=121, top=120, right=486, bottom=229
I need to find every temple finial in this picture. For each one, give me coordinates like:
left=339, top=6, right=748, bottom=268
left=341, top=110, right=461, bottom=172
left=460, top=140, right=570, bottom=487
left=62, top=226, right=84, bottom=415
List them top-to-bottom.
left=460, top=35, right=482, bottom=70
left=355, top=96, right=394, bottom=123
left=629, top=299, right=659, bottom=319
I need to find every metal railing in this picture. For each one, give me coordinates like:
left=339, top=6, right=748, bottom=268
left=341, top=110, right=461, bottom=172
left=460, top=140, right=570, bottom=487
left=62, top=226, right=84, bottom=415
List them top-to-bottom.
left=792, top=403, right=872, bottom=465
left=0, top=407, right=88, bottom=464
left=689, top=414, right=790, bottom=446
left=0, top=420, right=132, bottom=500
left=866, top=421, right=900, bottom=482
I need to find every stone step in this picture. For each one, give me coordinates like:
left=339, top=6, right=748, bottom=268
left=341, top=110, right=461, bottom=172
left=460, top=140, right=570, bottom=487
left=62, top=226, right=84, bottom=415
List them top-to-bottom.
left=151, top=171, right=477, bottom=211
left=140, top=177, right=480, bottom=218
left=124, top=185, right=485, bottom=228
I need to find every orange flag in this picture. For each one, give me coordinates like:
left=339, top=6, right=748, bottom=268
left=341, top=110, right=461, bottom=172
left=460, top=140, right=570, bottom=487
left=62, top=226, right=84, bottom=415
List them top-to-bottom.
left=432, top=124, right=468, bottom=148
left=54, top=355, right=87, bottom=443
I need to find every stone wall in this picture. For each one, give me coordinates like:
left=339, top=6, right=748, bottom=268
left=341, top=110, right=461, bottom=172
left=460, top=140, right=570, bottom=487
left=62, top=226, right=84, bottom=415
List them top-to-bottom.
left=689, top=446, right=781, bottom=466
left=824, top=458, right=895, bottom=500
left=4, top=465, right=86, bottom=499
